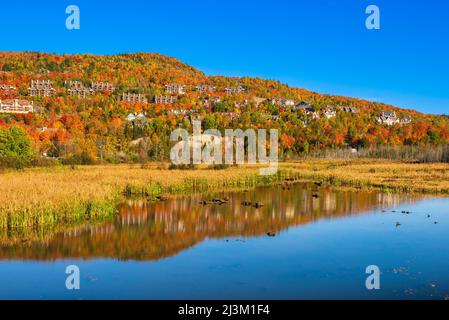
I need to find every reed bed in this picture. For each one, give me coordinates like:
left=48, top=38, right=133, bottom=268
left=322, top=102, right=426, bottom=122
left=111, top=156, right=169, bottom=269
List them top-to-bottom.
left=1, top=159, right=449, bottom=241
left=281, top=159, right=449, bottom=194
left=0, top=164, right=283, bottom=239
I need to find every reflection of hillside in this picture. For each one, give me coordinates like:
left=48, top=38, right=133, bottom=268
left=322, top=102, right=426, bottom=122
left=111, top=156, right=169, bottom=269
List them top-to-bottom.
left=0, top=185, right=421, bottom=261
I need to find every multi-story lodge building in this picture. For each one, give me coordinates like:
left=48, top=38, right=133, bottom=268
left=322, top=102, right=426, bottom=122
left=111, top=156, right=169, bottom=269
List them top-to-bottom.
left=28, top=80, right=55, bottom=97
left=64, top=80, right=84, bottom=89
left=65, top=80, right=116, bottom=97
left=66, top=81, right=94, bottom=98
left=91, top=81, right=115, bottom=92
left=0, top=84, right=16, bottom=91
left=165, top=84, right=186, bottom=95
left=196, top=85, right=216, bottom=94
left=225, top=86, right=245, bottom=95
left=68, top=88, right=94, bottom=98
left=120, top=93, right=148, bottom=104
left=154, top=95, right=178, bottom=104
left=271, top=98, right=296, bottom=107
left=0, top=99, right=35, bottom=114
left=291, top=101, right=312, bottom=111
left=294, top=101, right=319, bottom=119
left=323, top=106, right=336, bottom=119
left=341, top=106, right=358, bottom=114
left=305, top=108, right=319, bottom=119
left=168, top=109, right=189, bottom=116
left=377, top=111, right=400, bottom=126
left=126, top=113, right=148, bottom=127
left=401, top=116, right=412, bottom=124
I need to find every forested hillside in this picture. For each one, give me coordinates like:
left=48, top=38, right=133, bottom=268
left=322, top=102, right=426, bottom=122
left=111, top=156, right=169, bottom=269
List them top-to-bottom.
left=0, top=52, right=448, bottom=165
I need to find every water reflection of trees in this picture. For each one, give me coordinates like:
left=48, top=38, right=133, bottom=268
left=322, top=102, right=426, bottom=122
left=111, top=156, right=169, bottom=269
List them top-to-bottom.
left=0, top=185, right=421, bottom=261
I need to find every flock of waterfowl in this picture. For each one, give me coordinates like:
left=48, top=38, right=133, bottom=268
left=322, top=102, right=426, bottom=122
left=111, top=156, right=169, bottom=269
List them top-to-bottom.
left=387, top=209, right=439, bottom=228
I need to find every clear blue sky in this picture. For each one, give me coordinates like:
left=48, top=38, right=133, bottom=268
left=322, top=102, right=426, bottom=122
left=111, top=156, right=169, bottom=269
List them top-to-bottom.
left=1, top=0, right=448, bottom=114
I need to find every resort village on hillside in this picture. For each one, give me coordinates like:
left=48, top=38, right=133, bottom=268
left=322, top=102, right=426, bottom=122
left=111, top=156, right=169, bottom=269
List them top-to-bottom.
left=0, top=79, right=414, bottom=128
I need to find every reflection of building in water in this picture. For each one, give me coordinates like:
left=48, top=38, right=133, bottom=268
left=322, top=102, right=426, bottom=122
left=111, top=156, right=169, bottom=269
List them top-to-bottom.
left=0, top=185, right=424, bottom=261
left=117, top=187, right=415, bottom=235
left=101, top=191, right=419, bottom=238
left=323, top=193, right=337, bottom=212
left=376, top=193, right=406, bottom=208
left=312, top=196, right=320, bottom=211
left=120, top=200, right=150, bottom=226
left=64, top=222, right=115, bottom=238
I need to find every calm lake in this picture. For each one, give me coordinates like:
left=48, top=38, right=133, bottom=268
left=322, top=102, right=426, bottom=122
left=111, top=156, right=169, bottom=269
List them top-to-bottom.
left=0, top=184, right=448, bottom=300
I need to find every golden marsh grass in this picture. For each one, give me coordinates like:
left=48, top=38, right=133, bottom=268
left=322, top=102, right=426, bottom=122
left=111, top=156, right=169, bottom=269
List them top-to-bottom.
left=1, top=159, right=449, bottom=240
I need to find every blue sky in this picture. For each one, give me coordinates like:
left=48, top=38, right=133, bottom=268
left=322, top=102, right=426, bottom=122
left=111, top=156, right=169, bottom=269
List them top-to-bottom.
left=0, top=0, right=448, bottom=114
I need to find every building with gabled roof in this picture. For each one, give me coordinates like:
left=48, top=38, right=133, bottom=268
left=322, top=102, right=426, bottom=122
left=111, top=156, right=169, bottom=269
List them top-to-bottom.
left=28, top=80, right=55, bottom=97
left=66, top=81, right=94, bottom=98
left=91, top=81, right=115, bottom=92
left=0, top=84, right=16, bottom=91
left=165, top=84, right=186, bottom=95
left=196, top=85, right=216, bottom=93
left=225, top=86, right=245, bottom=95
left=120, top=93, right=148, bottom=104
left=155, top=95, right=177, bottom=104
left=271, top=98, right=296, bottom=107
left=0, top=99, right=36, bottom=114
left=294, top=102, right=319, bottom=119
left=323, top=106, right=336, bottom=119
left=341, top=106, right=358, bottom=114
left=171, top=109, right=189, bottom=115
left=377, top=111, right=400, bottom=125
left=126, top=112, right=148, bottom=127
left=401, top=116, right=412, bottom=124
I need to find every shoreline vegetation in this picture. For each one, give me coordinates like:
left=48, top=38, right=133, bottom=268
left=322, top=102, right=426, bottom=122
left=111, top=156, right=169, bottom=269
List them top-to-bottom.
left=1, top=158, right=449, bottom=242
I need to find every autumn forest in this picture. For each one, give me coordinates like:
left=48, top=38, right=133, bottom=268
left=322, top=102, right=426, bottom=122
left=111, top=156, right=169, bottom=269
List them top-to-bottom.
left=0, top=51, right=449, bottom=167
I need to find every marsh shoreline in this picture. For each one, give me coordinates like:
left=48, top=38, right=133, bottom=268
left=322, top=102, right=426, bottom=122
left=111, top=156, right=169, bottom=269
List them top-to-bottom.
left=1, top=159, right=449, bottom=241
